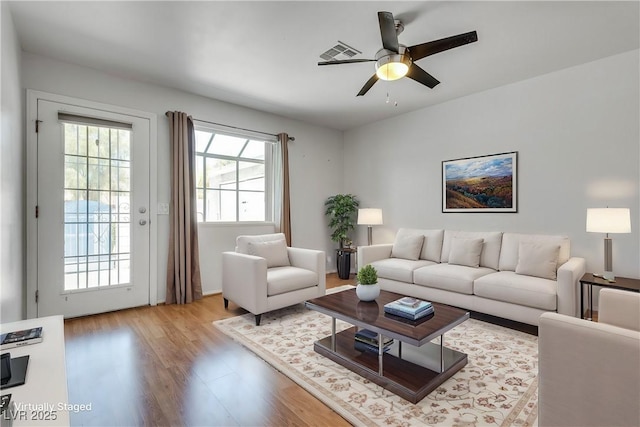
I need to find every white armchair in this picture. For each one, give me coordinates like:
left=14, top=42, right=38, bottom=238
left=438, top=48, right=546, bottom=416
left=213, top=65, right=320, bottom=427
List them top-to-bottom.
left=222, top=233, right=326, bottom=325
left=538, top=288, right=640, bottom=427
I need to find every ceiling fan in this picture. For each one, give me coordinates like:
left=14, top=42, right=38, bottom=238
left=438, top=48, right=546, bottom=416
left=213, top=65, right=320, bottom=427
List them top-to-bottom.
left=318, top=11, right=478, bottom=96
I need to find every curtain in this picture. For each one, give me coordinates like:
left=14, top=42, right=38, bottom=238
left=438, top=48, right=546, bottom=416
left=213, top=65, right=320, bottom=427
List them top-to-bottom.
left=165, top=111, right=203, bottom=304
left=277, top=133, right=291, bottom=246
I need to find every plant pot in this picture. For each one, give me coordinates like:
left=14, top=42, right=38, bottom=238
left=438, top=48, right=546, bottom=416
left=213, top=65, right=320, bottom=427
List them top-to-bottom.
left=336, top=250, right=352, bottom=280
left=356, top=283, right=380, bottom=302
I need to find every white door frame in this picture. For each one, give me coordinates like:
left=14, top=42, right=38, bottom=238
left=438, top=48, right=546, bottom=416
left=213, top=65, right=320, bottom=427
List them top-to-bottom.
left=26, top=90, right=158, bottom=318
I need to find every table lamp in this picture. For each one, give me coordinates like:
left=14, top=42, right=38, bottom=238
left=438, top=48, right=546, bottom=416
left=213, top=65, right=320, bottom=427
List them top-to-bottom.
left=357, top=208, right=383, bottom=246
left=586, top=208, right=631, bottom=280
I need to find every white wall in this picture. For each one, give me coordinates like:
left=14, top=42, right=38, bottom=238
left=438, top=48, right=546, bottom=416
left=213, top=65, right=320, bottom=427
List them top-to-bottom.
left=1, top=2, right=25, bottom=322
left=345, top=50, right=640, bottom=279
left=21, top=52, right=344, bottom=302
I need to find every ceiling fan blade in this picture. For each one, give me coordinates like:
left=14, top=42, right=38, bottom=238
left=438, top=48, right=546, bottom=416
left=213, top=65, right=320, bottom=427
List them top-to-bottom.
left=378, top=11, right=399, bottom=52
left=408, top=31, right=478, bottom=61
left=318, top=59, right=376, bottom=66
left=406, top=64, right=440, bottom=89
left=357, top=74, right=379, bottom=96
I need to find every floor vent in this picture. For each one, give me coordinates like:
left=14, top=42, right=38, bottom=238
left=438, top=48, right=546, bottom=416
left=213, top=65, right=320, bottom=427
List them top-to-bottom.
left=319, top=41, right=362, bottom=61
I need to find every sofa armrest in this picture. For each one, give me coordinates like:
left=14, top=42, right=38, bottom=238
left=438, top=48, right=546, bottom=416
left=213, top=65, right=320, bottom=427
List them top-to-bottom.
left=358, top=244, right=393, bottom=267
left=287, top=247, right=326, bottom=294
left=222, top=251, right=268, bottom=314
left=556, top=256, right=586, bottom=317
left=538, top=312, right=640, bottom=427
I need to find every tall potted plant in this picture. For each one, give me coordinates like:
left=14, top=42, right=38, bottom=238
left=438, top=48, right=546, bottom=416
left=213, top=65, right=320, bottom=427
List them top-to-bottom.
left=325, top=194, right=359, bottom=279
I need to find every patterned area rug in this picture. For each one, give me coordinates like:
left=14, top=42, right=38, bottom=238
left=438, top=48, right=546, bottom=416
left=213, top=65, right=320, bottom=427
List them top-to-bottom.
left=213, top=293, right=538, bottom=427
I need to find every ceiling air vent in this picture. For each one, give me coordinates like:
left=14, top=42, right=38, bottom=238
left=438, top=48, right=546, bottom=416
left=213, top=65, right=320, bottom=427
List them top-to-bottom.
left=319, top=41, right=362, bottom=61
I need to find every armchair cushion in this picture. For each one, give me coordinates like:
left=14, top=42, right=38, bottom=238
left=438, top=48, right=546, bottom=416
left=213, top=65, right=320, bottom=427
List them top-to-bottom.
left=237, top=233, right=287, bottom=254
left=248, top=239, right=290, bottom=268
left=267, top=266, right=319, bottom=296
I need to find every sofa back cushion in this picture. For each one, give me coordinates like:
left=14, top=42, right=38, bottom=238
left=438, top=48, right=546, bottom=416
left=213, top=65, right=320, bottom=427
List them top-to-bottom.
left=396, top=228, right=444, bottom=263
left=441, top=230, right=503, bottom=270
left=391, top=233, right=424, bottom=261
left=499, top=233, right=570, bottom=273
left=449, top=238, right=484, bottom=268
left=515, top=241, right=560, bottom=280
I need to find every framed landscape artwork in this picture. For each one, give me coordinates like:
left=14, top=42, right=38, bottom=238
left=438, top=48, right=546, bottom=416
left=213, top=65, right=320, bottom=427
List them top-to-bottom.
left=442, top=152, right=518, bottom=213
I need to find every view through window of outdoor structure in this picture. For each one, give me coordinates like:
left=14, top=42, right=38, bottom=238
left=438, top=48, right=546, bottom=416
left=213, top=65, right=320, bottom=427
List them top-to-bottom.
left=63, top=122, right=131, bottom=291
left=194, top=128, right=270, bottom=222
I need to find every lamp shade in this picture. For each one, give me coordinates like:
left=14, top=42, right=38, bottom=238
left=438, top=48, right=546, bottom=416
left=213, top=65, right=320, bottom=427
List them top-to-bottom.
left=357, top=208, right=383, bottom=225
left=586, top=208, right=631, bottom=233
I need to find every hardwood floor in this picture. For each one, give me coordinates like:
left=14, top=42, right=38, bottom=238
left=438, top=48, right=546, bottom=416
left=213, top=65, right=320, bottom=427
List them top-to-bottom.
left=63, top=274, right=354, bottom=427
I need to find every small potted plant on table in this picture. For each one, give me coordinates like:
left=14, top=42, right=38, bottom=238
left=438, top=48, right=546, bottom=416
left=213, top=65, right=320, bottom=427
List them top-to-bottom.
left=356, top=264, right=380, bottom=302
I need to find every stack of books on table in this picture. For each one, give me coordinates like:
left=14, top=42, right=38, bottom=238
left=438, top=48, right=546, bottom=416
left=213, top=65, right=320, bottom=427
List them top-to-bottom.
left=384, top=297, right=434, bottom=320
left=354, top=329, right=393, bottom=353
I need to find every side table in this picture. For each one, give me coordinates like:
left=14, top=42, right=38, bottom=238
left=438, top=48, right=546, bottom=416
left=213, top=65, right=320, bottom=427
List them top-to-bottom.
left=579, top=273, right=640, bottom=320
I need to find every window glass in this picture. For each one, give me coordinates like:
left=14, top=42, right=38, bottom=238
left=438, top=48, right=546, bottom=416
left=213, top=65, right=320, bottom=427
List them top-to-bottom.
left=194, top=126, right=272, bottom=222
left=195, top=130, right=212, bottom=153
left=207, top=134, right=247, bottom=157
left=240, top=140, right=265, bottom=160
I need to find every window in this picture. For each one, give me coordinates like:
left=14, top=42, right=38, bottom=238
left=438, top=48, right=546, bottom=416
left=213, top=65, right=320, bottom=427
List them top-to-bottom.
left=194, top=126, right=274, bottom=222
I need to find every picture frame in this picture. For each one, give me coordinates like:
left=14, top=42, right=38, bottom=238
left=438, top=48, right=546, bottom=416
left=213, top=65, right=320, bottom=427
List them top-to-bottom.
left=442, top=152, right=517, bottom=213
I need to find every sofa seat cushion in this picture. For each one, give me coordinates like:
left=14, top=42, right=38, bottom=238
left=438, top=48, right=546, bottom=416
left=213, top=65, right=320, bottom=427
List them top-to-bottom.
left=370, top=258, right=435, bottom=283
left=413, top=263, right=496, bottom=295
left=267, top=266, right=318, bottom=297
left=474, top=271, right=557, bottom=310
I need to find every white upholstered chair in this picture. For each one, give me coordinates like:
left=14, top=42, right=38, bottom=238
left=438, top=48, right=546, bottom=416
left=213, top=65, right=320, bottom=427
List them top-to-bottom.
left=222, top=233, right=326, bottom=325
left=538, top=288, right=640, bottom=427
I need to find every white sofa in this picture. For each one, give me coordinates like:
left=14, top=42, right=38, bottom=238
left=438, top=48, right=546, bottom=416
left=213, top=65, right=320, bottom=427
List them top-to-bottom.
left=358, top=228, right=586, bottom=325
left=222, top=233, right=326, bottom=325
left=538, top=289, right=640, bottom=426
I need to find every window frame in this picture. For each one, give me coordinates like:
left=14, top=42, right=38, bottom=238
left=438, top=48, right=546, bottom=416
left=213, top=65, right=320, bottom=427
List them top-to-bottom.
left=193, top=124, right=275, bottom=223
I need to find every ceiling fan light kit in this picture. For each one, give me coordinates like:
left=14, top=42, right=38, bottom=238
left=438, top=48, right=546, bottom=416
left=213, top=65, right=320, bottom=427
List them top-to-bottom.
left=318, top=11, right=478, bottom=97
left=375, top=47, right=411, bottom=81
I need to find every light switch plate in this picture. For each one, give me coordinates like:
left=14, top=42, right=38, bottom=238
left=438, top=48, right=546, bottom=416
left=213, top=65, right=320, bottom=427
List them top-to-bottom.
left=158, top=203, right=169, bottom=215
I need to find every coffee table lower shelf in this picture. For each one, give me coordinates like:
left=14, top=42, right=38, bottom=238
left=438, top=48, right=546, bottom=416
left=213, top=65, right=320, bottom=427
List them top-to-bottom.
left=314, top=327, right=467, bottom=404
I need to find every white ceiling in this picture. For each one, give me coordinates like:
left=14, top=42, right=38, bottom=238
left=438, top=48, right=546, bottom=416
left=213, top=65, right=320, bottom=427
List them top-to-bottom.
left=9, top=1, right=640, bottom=131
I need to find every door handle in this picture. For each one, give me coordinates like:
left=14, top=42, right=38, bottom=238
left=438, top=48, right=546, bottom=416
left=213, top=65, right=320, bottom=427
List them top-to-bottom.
left=139, top=207, right=147, bottom=213
left=139, top=219, right=147, bottom=226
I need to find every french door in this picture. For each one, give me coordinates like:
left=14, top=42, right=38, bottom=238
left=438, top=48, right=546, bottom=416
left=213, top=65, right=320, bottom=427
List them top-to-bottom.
left=33, top=97, right=152, bottom=318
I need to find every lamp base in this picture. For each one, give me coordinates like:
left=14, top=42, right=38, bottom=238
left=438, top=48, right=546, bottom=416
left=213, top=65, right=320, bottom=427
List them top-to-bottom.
left=603, top=237, right=614, bottom=281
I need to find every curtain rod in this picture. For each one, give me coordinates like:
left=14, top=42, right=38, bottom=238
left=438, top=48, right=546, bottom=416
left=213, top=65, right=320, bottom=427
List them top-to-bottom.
left=189, top=116, right=295, bottom=142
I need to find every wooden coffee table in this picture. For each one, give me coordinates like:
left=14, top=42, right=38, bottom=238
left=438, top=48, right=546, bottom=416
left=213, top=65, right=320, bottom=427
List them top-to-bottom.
left=305, top=288, right=469, bottom=403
